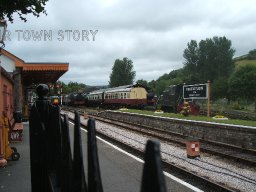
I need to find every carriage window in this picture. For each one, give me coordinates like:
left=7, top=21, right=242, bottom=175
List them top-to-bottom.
left=127, top=93, right=130, bottom=98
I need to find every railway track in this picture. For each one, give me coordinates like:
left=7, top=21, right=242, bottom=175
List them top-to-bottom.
left=63, top=106, right=256, bottom=166
left=62, top=107, right=256, bottom=192
left=105, top=119, right=256, bottom=166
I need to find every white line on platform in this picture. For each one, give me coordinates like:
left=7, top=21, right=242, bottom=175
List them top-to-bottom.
left=69, top=121, right=204, bottom=192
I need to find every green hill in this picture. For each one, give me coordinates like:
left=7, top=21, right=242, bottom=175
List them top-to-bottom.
left=235, top=59, right=256, bottom=66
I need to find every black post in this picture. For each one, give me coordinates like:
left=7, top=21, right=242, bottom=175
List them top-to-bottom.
left=29, top=84, right=51, bottom=192
left=29, top=85, right=167, bottom=192
left=73, top=111, right=87, bottom=192
left=60, top=114, right=73, bottom=192
left=87, top=118, right=103, bottom=192
left=141, top=140, right=167, bottom=192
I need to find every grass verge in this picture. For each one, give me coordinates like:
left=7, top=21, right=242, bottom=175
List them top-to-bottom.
left=116, top=109, right=256, bottom=127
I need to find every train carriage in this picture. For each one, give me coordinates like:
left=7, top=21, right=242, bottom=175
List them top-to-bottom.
left=87, top=84, right=149, bottom=108
left=103, top=85, right=148, bottom=107
left=87, top=90, right=104, bottom=107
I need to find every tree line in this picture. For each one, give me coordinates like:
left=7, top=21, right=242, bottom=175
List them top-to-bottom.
left=60, top=36, right=256, bottom=111
left=137, top=37, right=256, bottom=109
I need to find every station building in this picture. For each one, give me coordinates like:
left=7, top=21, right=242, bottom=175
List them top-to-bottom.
left=0, top=48, right=69, bottom=120
left=0, top=48, right=69, bottom=165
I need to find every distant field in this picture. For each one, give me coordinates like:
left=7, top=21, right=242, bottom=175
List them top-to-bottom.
left=235, top=59, right=256, bottom=66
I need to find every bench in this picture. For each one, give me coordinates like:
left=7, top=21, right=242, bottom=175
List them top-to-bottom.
left=8, top=117, right=23, bottom=142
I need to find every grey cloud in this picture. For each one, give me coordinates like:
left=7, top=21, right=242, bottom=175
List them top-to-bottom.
left=3, top=0, right=256, bottom=85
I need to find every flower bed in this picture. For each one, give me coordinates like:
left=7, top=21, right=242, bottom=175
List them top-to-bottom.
left=119, top=108, right=128, bottom=111
left=154, top=110, right=164, bottom=114
left=212, top=115, right=228, bottom=120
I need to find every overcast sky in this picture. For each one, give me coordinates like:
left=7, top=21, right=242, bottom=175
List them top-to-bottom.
left=4, top=0, right=256, bottom=85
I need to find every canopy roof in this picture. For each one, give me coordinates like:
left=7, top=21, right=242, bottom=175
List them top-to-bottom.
left=1, top=49, right=69, bottom=85
left=22, top=63, right=68, bottom=85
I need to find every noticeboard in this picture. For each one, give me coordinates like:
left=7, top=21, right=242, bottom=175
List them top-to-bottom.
left=183, top=84, right=208, bottom=99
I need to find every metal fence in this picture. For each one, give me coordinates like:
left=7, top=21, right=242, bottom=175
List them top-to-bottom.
left=29, top=84, right=166, bottom=192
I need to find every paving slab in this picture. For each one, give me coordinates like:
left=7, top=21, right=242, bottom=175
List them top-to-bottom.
left=0, top=122, right=31, bottom=192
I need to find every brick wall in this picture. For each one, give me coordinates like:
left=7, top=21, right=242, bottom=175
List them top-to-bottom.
left=0, top=67, right=14, bottom=120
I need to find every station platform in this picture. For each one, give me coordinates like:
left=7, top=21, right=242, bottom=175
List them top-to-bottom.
left=0, top=121, right=198, bottom=192
left=0, top=122, right=31, bottom=192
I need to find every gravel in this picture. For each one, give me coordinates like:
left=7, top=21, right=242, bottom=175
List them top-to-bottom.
left=62, top=111, right=256, bottom=192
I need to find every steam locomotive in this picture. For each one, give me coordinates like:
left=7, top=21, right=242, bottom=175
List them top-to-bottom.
left=157, top=84, right=200, bottom=115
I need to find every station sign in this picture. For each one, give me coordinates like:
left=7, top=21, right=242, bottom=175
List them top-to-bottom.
left=183, top=84, right=208, bottom=99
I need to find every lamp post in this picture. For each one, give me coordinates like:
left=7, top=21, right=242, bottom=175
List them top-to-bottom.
left=0, top=19, right=7, bottom=167
left=0, top=19, right=7, bottom=48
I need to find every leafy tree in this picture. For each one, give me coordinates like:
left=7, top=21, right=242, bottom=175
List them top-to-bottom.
left=0, top=0, right=48, bottom=22
left=183, top=37, right=235, bottom=85
left=183, top=40, right=199, bottom=83
left=248, top=49, right=256, bottom=60
left=109, top=57, right=136, bottom=87
left=228, top=64, right=256, bottom=111
left=145, top=69, right=185, bottom=97
left=168, top=69, right=184, bottom=85
left=157, top=73, right=169, bottom=81
left=211, top=77, right=229, bottom=100
left=136, top=79, right=148, bottom=88
left=155, top=79, right=170, bottom=96
left=147, top=80, right=157, bottom=95
left=58, top=81, right=86, bottom=94
left=67, top=81, right=86, bottom=93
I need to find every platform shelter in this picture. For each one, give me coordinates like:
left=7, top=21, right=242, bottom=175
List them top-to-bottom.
left=0, top=48, right=69, bottom=121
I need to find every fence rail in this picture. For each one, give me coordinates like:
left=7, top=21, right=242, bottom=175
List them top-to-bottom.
left=29, top=84, right=167, bottom=192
